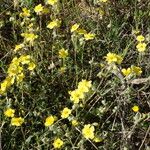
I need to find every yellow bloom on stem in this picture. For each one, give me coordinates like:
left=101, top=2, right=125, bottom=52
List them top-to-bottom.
left=47, top=0, right=58, bottom=6
left=99, top=0, right=108, bottom=2
left=34, top=4, right=44, bottom=14
left=20, top=8, right=30, bottom=17
left=47, top=19, right=61, bottom=29
left=71, top=23, right=80, bottom=32
left=21, top=33, right=38, bottom=43
left=84, top=33, right=95, bottom=41
left=136, top=35, right=145, bottom=42
left=136, top=42, right=146, bottom=52
left=14, top=43, right=24, bottom=52
left=58, top=48, right=68, bottom=59
left=105, top=52, right=123, bottom=64
left=19, top=55, right=31, bottom=64
left=28, top=62, right=36, bottom=70
left=131, top=66, right=142, bottom=76
left=121, top=68, right=131, bottom=76
left=16, top=73, right=25, bottom=83
left=78, top=80, right=92, bottom=93
left=69, top=89, right=85, bottom=104
left=132, top=105, right=139, bottom=112
left=61, top=107, right=71, bottom=119
left=4, top=108, right=15, bottom=117
left=44, top=115, right=55, bottom=126
left=11, top=117, right=24, bottom=126
left=71, top=119, right=79, bottom=126
left=82, top=124, right=95, bottom=139
left=93, top=137, right=103, bottom=143
left=53, top=138, right=64, bottom=149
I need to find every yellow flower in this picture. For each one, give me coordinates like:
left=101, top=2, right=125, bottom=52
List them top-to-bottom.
left=47, top=0, right=58, bottom=6
left=99, top=0, right=108, bottom=2
left=34, top=4, right=44, bottom=14
left=20, top=8, right=30, bottom=17
left=47, top=19, right=61, bottom=29
left=71, top=23, right=80, bottom=32
left=21, top=33, right=38, bottom=43
left=84, top=33, right=95, bottom=41
left=136, top=35, right=145, bottom=42
left=136, top=42, right=146, bottom=52
left=14, top=43, right=24, bottom=52
left=58, top=48, right=68, bottom=59
left=105, top=52, right=123, bottom=64
left=19, top=55, right=31, bottom=64
left=28, top=62, right=36, bottom=70
left=131, top=66, right=142, bottom=76
left=121, top=68, right=131, bottom=76
left=16, top=73, right=25, bottom=83
left=0, top=77, right=14, bottom=93
left=78, top=80, right=92, bottom=93
left=69, top=89, right=85, bottom=104
left=132, top=105, right=139, bottom=112
left=61, top=107, right=71, bottom=119
left=4, top=108, right=15, bottom=117
left=44, top=116, right=55, bottom=126
left=11, top=117, right=24, bottom=126
left=71, top=120, right=78, bottom=126
left=82, top=124, right=95, bottom=139
left=93, top=137, right=103, bottom=143
left=53, top=138, right=64, bottom=149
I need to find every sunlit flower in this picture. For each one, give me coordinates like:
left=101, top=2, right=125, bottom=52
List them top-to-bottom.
left=47, top=0, right=58, bottom=6
left=99, top=0, right=108, bottom=2
left=34, top=4, right=44, bottom=14
left=20, top=8, right=30, bottom=17
left=47, top=19, right=61, bottom=29
left=71, top=23, right=80, bottom=32
left=21, top=33, right=38, bottom=43
left=84, top=33, right=95, bottom=41
left=136, top=35, right=145, bottom=42
left=136, top=42, right=146, bottom=52
left=14, top=43, right=24, bottom=52
left=58, top=48, right=68, bottom=59
left=105, top=52, right=123, bottom=64
left=19, top=55, right=31, bottom=64
left=28, top=62, right=36, bottom=70
left=121, top=68, right=131, bottom=76
left=78, top=80, right=92, bottom=93
left=69, top=89, right=85, bottom=104
left=132, top=105, right=139, bottom=112
left=61, top=107, right=71, bottom=119
left=4, top=108, right=15, bottom=117
left=44, top=115, right=55, bottom=126
left=11, top=117, right=24, bottom=126
left=71, top=119, right=79, bottom=126
left=82, top=124, right=95, bottom=139
left=93, top=137, right=103, bottom=143
left=53, top=138, right=64, bottom=149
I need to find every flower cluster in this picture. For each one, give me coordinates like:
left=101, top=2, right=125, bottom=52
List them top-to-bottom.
left=71, top=23, right=95, bottom=41
left=136, top=35, right=147, bottom=52
left=0, top=55, right=36, bottom=95
left=121, top=65, right=142, bottom=77
left=69, top=80, right=92, bottom=104
left=4, top=108, right=24, bottom=126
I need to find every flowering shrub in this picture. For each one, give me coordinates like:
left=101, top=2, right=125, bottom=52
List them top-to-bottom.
left=0, top=0, right=149, bottom=149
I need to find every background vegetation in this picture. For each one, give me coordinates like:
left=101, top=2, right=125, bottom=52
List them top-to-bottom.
left=0, top=0, right=149, bottom=149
